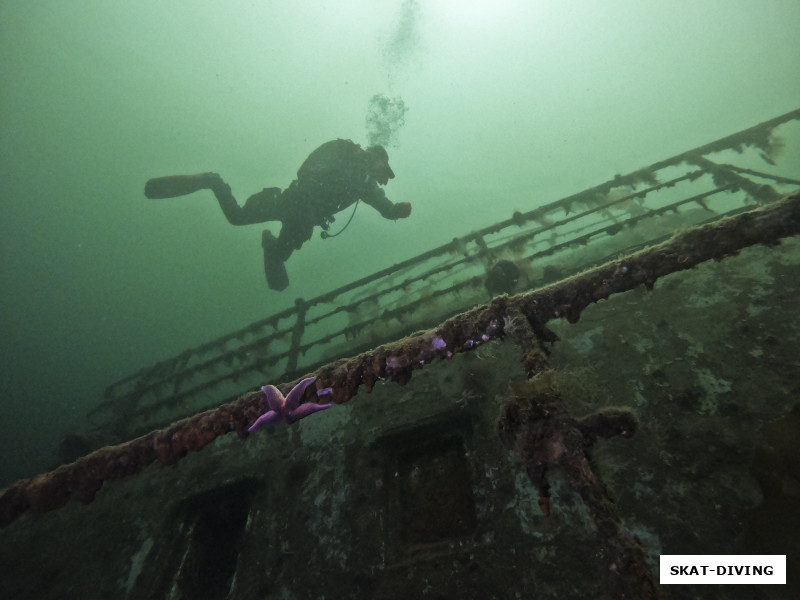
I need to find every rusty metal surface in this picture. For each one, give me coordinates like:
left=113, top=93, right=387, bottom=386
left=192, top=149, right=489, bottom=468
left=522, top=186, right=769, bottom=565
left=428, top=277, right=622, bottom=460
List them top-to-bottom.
left=90, top=110, right=800, bottom=439
left=1, top=189, right=798, bottom=530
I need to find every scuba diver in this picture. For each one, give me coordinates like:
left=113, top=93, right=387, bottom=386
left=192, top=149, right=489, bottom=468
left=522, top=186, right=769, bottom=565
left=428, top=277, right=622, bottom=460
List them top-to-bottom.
left=144, top=139, right=412, bottom=291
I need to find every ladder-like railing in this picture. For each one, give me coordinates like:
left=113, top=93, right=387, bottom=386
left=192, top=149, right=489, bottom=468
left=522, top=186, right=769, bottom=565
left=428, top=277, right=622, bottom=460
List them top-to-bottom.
left=90, top=109, right=800, bottom=439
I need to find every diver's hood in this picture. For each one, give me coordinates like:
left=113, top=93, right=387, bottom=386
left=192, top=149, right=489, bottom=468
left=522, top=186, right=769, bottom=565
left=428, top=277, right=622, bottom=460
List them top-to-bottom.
left=366, top=145, right=394, bottom=178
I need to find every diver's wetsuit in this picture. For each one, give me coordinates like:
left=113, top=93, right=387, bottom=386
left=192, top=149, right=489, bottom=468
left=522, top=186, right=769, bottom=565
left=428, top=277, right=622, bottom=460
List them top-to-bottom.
left=171, top=138, right=408, bottom=290
left=211, top=139, right=402, bottom=260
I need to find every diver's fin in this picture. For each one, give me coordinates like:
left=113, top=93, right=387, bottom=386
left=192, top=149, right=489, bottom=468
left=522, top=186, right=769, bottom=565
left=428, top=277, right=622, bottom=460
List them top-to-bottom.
left=144, top=173, right=217, bottom=199
left=262, top=230, right=290, bottom=291
left=265, top=256, right=289, bottom=291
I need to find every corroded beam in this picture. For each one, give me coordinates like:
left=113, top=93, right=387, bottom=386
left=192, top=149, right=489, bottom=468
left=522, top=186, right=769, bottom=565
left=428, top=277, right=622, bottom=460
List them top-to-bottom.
left=1, top=190, right=798, bottom=528
left=497, top=376, right=656, bottom=598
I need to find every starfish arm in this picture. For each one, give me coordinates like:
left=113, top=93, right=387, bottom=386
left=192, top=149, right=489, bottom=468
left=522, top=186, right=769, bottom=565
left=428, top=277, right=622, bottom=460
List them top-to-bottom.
left=284, top=376, right=317, bottom=412
left=261, top=385, right=287, bottom=414
left=287, top=402, right=332, bottom=424
left=248, top=410, right=281, bottom=432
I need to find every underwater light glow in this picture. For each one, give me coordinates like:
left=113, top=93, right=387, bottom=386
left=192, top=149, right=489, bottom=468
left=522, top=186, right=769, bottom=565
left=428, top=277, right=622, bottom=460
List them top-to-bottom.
left=431, top=0, right=541, bottom=33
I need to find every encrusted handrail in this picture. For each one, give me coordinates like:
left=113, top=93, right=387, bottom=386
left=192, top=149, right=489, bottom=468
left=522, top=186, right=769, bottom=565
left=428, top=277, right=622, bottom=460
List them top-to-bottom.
left=92, top=109, right=800, bottom=438
left=1, top=189, right=798, bottom=529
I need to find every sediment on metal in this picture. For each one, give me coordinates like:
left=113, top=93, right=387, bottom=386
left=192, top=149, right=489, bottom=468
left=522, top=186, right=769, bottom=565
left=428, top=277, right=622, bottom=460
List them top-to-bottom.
left=90, top=109, right=800, bottom=438
left=1, top=189, right=798, bottom=529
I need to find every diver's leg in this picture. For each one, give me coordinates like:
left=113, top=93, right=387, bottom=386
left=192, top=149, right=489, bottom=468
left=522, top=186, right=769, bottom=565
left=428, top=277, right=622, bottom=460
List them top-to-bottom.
left=144, top=172, right=272, bottom=226
left=206, top=175, right=253, bottom=226
left=200, top=178, right=287, bottom=226
left=240, top=187, right=284, bottom=223
left=276, top=216, right=315, bottom=259
left=261, top=218, right=314, bottom=291
left=261, top=230, right=289, bottom=291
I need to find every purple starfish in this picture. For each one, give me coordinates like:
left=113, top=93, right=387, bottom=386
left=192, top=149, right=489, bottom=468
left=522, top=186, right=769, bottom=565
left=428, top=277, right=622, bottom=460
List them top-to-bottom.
left=247, top=376, right=332, bottom=432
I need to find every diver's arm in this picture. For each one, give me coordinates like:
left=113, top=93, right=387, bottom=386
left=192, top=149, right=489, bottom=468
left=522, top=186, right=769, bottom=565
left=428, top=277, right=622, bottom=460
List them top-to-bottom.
left=361, top=183, right=411, bottom=220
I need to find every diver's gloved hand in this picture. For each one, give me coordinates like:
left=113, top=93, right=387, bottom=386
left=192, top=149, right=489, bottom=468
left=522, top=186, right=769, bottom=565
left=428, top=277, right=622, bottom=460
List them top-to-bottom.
left=393, top=202, right=412, bottom=219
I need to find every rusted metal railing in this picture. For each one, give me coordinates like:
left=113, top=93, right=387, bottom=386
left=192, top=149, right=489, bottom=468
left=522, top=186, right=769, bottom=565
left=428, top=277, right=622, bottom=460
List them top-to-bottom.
left=89, top=109, right=800, bottom=440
